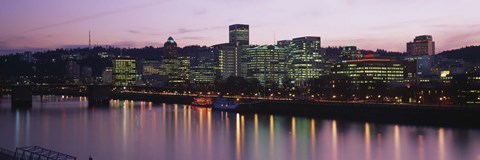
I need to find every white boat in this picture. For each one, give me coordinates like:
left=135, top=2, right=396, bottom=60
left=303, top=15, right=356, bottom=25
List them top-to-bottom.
left=213, top=98, right=239, bottom=110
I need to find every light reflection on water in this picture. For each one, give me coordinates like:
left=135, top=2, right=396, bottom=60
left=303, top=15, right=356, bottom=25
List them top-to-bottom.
left=0, top=96, right=480, bottom=160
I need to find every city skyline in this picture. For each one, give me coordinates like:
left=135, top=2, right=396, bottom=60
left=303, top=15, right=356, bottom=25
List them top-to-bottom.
left=1, top=0, right=480, bottom=54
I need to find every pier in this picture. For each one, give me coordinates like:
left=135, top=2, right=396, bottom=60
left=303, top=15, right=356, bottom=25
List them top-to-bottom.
left=0, top=146, right=77, bottom=160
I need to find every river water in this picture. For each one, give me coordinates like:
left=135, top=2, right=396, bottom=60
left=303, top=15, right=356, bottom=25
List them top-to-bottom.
left=0, top=95, right=479, bottom=160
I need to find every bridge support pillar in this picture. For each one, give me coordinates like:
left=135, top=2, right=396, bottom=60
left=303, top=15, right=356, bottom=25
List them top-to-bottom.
left=11, top=85, right=32, bottom=109
left=87, top=85, right=112, bottom=107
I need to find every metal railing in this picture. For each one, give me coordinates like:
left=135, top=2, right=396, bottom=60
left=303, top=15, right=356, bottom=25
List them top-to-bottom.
left=0, top=147, right=15, bottom=160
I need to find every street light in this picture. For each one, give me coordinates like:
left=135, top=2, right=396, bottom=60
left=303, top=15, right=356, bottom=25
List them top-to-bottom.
left=439, top=97, right=443, bottom=106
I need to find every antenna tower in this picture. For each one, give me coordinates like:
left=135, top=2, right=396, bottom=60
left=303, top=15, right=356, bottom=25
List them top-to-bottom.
left=89, top=30, right=91, bottom=48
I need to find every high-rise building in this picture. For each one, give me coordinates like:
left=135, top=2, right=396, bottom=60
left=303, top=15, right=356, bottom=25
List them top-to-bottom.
left=212, top=24, right=250, bottom=80
left=229, top=24, right=249, bottom=46
left=407, top=35, right=435, bottom=56
left=162, top=36, right=188, bottom=85
left=164, top=36, right=178, bottom=58
left=288, top=36, right=329, bottom=85
left=213, top=43, right=245, bottom=79
left=244, top=45, right=287, bottom=85
left=190, top=51, right=216, bottom=83
left=178, top=52, right=190, bottom=83
left=112, top=57, right=136, bottom=86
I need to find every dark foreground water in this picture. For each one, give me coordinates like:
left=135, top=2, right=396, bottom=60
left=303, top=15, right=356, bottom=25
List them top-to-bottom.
left=1, top=96, right=480, bottom=160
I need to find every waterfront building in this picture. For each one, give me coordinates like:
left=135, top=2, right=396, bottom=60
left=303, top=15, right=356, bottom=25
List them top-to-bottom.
left=211, top=24, right=250, bottom=80
left=229, top=24, right=249, bottom=46
left=407, top=35, right=435, bottom=56
left=162, top=36, right=188, bottom=85
left=288, top=36, right=329, bottom=85
left=212, top=43, right=245, bottom=79
left=244, top=45, right=287, bottom=85
left=190, top=51, right=216, bottom=83
left=178, top=52, right=190, bottom=83
left=112, top=57, right=136, bottom=86
left=333, top=59, right=404, bottom=84
left=142, top=60, right=167, bottom=86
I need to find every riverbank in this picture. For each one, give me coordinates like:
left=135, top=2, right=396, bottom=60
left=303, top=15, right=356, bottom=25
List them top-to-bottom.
left=4, top=92, right=480, bottom=128
left=112, top=92, right=480, bottom=128
left=236, top=100, right=480, bottom=127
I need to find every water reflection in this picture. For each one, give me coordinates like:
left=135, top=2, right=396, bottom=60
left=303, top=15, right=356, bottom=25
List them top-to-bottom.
left=1, top=96, right=480, bottom=160
left=269, top=114, right=275, bottom=160
left=291, top=117, right=296, bottom=160
left=332, top=120, right=338, bottom=160
left=365, top=123, right=371, bottom=160
left=394, top=125, right=401, bottom=160
left=439, top=128, right=445, bottom=160
left=419, top=134, right=425, bottom=160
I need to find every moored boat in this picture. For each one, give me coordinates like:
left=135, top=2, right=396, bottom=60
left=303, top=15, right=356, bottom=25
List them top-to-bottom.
left=191, top=97, right=213, bottom=107
left=213, top=97, right=263, bottom=111
left=213, top=98, right=239, bottom=110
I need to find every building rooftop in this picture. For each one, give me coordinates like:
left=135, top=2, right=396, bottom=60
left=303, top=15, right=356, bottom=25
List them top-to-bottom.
left=414, top=35, right=433, bottom=42
left=165, top=36, right=177, bottom=45
left=249, top=45, right=284, bottom=50
left=344, top=59, right=395, bottom=63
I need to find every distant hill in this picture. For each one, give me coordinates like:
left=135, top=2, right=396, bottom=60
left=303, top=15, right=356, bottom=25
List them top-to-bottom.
left=438, top=46, right=480, bottom=64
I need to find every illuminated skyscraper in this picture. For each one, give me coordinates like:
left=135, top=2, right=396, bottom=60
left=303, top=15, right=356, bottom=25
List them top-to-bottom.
left=212, top=24, right=250, bottom=80
left=229, top=24, right=249, bottom=46
left=407, top=35, right=435, bottom=56
left=162, top=36, right=188, bottom=85
left=164, top=36, right=177, bottom=58
left=288, top=36, right=328, bottom=85
left=213, top=43, right=243, bottom=79
left=245, top=45, right=287, bottom=85
left=190, top=51, right=216, bottom=83
left=178, top=53, right=190, bottom=83
left=112, top=57, right=136, bottom=86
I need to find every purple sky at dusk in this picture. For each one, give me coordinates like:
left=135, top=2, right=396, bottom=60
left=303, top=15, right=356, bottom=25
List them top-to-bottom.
left=0, top=0, right=479, bottom=54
